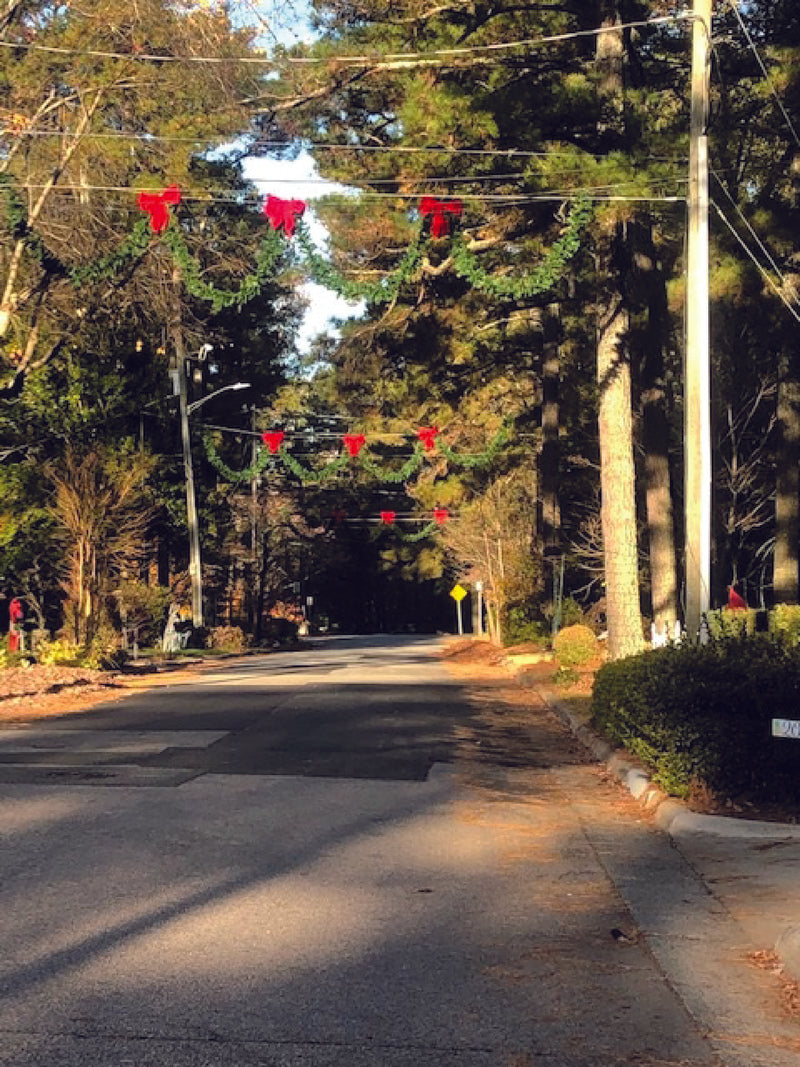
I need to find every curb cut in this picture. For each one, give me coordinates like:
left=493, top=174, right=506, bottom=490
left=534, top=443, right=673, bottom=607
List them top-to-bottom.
left=508, top=662, right=800, bottom=981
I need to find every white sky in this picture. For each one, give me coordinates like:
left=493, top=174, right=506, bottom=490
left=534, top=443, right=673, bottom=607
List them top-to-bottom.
left=239, top=3, right=365, bottom=354
left=241, top=152, right=365, bottom=352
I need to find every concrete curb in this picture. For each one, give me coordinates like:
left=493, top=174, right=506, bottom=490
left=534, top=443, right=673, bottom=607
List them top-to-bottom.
left=508, top=663, right=800, bottom=981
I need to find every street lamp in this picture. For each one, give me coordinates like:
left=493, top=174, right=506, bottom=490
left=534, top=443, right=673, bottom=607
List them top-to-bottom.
left=178, top=372, right=251, bottom=627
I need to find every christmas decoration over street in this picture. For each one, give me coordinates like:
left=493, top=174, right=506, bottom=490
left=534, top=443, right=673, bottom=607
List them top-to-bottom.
left=44, top=184, right=592, bottom=312
left=202, top=419, right=512, bottom=487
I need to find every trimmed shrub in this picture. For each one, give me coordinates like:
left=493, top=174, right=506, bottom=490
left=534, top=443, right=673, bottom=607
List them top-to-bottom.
left=770, top=603, right=800, bottom=646
left=705, top=607, right=757, bottom=638
left=554, top=624, right=598, bottom=669
left=207, top=625, right=248, bottom=653
left=591, top=634, right=800, bottom=802
left=37, top=637, right=83, bottom=667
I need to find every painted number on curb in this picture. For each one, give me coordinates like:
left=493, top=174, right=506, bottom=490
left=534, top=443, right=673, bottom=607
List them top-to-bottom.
left=772, top=718, right=800, bottom=739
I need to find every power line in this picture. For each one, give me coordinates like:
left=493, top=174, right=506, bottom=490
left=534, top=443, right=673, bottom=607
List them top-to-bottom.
left=725, top=0, right=800, bottom=151
left=0, top=13, right=693, bottom=69
left=0, top=127, right=688, bottom=165
left=711, top=169, right=800, bottom=314
left=28, top=179, right=688, bottom=204
left=711, top=200, right=800, bottom=325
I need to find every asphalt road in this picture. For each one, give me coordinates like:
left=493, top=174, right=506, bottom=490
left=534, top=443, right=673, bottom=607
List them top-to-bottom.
left=0, top=635, right=797, bottom=1066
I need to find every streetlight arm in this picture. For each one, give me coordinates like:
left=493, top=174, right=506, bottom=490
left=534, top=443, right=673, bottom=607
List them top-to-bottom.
left=186, top=381, right=251, bottom=417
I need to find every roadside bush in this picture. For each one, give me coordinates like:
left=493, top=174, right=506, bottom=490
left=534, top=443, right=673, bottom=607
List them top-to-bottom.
left=115, top=581, right=172, bottom=648
left=770, top=603, right=800, bottom=646
left=502, top=606, right=550, bottom=647
left=705, top=606, right=757, bottom=638
left=259, top=617, right=299, bottom=645
left=84, top=622, right=128, bottom=670
left=554, top=624, right=598, bottom=669
left=207, top=625, right=248, bottom=653
left=591, top=634, right=800, bottom=803
left=37, top=637, right=83, bottom=667
left=1, top=645, right=34, bottom=670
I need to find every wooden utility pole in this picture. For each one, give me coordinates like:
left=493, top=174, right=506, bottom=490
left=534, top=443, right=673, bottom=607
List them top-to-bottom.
left=684, top=0, right=712, bottom=639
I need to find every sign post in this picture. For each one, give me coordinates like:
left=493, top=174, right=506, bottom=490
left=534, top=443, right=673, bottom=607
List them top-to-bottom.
left=475, top=580, right=484, bottom=637
left=450, top=583, right=468, bottom=635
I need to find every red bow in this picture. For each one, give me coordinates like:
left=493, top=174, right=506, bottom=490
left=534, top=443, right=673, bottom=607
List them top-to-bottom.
left=137, top=185, right=181, bottom=233
left=262, top=194, right=306, bottom=237
left=420, top=197, right=462, bottom=238
left=417, top=426, right=439, bottom=451
left=261, top=431, right=284, bottom=454
left=343, top=433, right=366, bottom=457
left=433, top=507, right=449, bottom=525
left=331, top=508, right=348, bottom=526
left=380, top=511, right=396, bottom=525
left=728, top=586, right=747, bottom=610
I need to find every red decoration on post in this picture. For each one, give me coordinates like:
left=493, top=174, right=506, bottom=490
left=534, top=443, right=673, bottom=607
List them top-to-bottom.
left=137, top=185, right=181, bottom=233
left=262, top=194, right=307, bottom=237
left=420, top=197, right=462, bottom=238
left=417, top=426, right=439, bottom=451
left=261, top=431, right=284, bottom=454
left=343, top=433, right=366, bottom=457
left=433, top=507, right=449, bottom=525
left=380, top=511, right=396, bottom=525
left=728, top=586, right=747, bottom=610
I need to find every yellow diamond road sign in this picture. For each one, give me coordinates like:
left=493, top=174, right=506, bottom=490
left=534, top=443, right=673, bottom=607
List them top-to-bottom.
left=450, top=584, right=468, bottom=602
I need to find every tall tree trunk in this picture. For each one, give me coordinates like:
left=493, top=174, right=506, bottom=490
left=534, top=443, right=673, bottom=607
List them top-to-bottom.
left=594, top=5, right=643, bottom=659
left=631, top=218, right=679, bottom=629
left=597, top=261, right=644, bottom=659
left=540, top=304, right=561, bottom=557
left=774, top=357, right=800, bottom=603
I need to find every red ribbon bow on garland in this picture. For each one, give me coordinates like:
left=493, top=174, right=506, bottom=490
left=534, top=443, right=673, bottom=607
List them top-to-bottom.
left=137, top=186, right=181, bottom=233
left=262, top=194, right=307, bottom=237
left=420, top=197, right=462, bottom=238
left=417, top=426, right=439, bottom=451
left=261, top=431, right=284, bottom=454
left=343, top=433, right=366, bottom=457
left=433, top=507, right=449, bottom=525
left=380, top=511, right=396, bottom=525
left=728, top=586, right=747, bottom=610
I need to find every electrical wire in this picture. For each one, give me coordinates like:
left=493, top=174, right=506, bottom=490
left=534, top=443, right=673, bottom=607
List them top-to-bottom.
left=725, top=0, right=800, bottom=151
left=0, top=13, right=693, bottom=68
left=0, top=127, right=689, bottom=164
left=711, top=169, right=800, bottom=314
left=23, top=178, right=688, bottom=204
left=711, top=200, right=800, bottom=325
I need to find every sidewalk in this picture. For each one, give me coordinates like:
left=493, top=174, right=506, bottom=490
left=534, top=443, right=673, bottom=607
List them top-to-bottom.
left=506, top=660, right=800, bottom=982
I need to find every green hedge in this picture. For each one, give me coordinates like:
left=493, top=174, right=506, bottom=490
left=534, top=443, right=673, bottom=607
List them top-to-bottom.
left=591, top=634, right=800, bottom=802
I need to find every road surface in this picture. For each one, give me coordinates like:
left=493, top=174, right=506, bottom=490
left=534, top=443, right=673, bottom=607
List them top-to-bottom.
left=0, top=635, right=797, bottom=1066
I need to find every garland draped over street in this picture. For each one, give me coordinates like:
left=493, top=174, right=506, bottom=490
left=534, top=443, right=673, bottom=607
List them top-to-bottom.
left=2, top=176, right=592, bottom=312
left=201, top=420, right=513, bottom=486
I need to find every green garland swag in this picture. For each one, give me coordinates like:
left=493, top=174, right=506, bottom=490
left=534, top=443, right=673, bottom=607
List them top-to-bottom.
left=1, top=173, right=50, bottom=265
left=449, top=195, right=593, bottom=299
left=67, top=217, right=286, bottom=313
left=69, top=218, right=154, bottom=286
left=293, top=219, right=424, bottom=306
left=163, top=225, right=287, bottom=313
left=203, top=418, right=513, bottom=488
left=437, top=419, right=512, bottom=469
left=202, top=432, right=279, bottom=484
left=359, top=447, right=426, bottom=483
left=277, top=448, right=351, bottom=484
left=372, top=519, right=443, bottom=543
left=396, top=520, right=442, bottom=542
